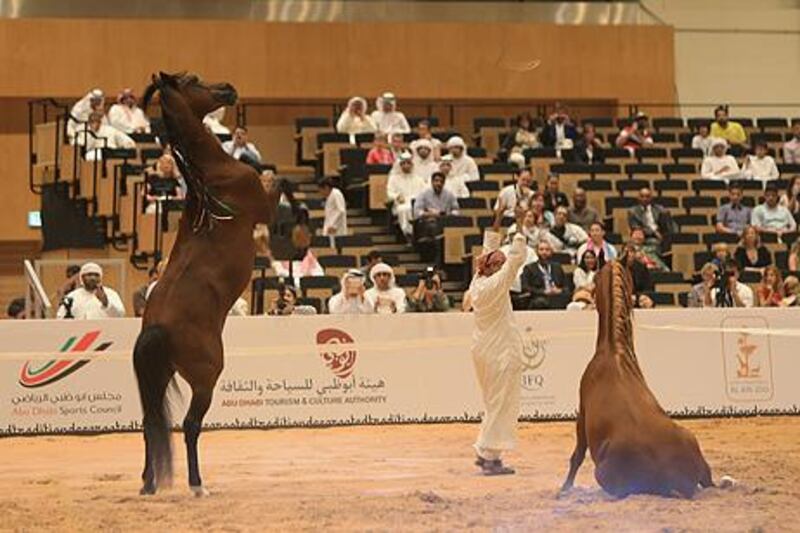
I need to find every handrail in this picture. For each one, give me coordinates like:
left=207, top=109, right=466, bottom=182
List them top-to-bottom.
left=24, top=259, right=52, bottom=319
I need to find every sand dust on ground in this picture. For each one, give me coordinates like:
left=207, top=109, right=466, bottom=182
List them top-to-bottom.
left=1, top=417, right=799, bottom=532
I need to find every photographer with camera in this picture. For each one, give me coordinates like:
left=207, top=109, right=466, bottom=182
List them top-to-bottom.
left=704, top=259, right=754, bottom=308
left=56, top=262, right=125, bottom=319
left=408, top=267, right=451, bottom=313
left=268, top=281, right=317, bottom=316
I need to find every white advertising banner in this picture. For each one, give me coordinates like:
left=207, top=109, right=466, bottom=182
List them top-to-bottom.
left=1, top=309, right=798, bottom=436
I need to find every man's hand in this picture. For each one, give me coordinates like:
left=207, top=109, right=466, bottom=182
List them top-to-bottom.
left=397, top=194, right=406, bottom=204
left=492, top=200, right=505, bottom=232
left=325, top=226, right=336, bottom=236
left=94, top=285, right=109, bottom=307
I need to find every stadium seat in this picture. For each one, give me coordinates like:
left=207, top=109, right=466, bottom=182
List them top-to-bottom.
left=408, top=116, right=439, bottom=128
left=296, top=117, right=330, bottom=132
left=581, top=117, right=614, bottom=128
left=652, top=117, right=684, bottom=131
left=686, top=118, right=712, bottom=131
left=671, top=147, right=704, bottom=163
left=625, top=163, right=660, bottom=178
left=662, top=163, right=697, bottom=177
left=617, top=179, right=650, bottom=196
left=655, top=179, right=690, bottom=198
left=682, top=196, right=717, bottom=215
left=702, top=233, right=739, bottom=246
left=693, top=251, right=713, bottom=272
left=300, top=275, right=341, bottom=300
left=648, top=292, right=676, bottom=306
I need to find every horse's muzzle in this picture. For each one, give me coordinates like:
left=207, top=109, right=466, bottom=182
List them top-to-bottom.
left=214, top=83, right=238, bottom=106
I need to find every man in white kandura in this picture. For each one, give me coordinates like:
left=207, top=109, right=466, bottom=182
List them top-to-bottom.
left=468, top=202, right=527, bottom=475
left=56, top=262, right=125, bottom=319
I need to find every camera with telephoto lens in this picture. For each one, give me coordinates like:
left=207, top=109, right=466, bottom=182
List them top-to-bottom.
left=424, top=267, right=437, bottom=290
left=275, top=278, right=289, bottom=314
left=61, top=296, right=74, bottom=319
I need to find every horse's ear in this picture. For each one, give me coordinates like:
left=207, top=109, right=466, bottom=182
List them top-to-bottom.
left=158, top=71, right=177, bottom=88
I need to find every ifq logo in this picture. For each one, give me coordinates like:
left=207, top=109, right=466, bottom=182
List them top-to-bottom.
left=315, top=328, right=358, bottom=379
left=18, top=330, right=113, bottom=388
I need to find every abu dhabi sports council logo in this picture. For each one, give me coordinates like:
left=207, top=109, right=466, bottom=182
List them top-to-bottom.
left=315, top=328, right=357, bottom=379
left=18, top=331, right=113, bottom=388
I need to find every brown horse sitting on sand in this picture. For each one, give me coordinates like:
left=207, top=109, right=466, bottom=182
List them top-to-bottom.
left=134, top=72, right=284, bottom=496
left=559, top=260, right=713, bottom=498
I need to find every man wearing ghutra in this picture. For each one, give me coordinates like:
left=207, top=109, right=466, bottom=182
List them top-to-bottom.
left=467, top=202, right=528, bottom=475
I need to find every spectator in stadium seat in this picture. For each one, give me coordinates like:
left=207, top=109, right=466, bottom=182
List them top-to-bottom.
left=67, top=88, right=105, bottom=141
left=108, top=88, right=150, bottom=134
left=370, top=92, right=410, bottom=135
left=336, top=96, right=376, bottom=136
left=540, top=103, right=578, bottom=149
left=711, top=106, right=747, bottom=147
left=202, top=107, right=230, bottom=135
left=75, top=111, right=136, bottom=161
left=502, top=112, right=540, bottom=153
left=615, top=112, right=654, bottom=155
left=411, top=120, right=442, bottom=160
left=783, top=120, right=800, bottom=164
left=570, top=123, right=605, bottom=164
left=691, top=123, right=714, bottom=156
left=222, top=126, right=262, bottom=165
left=365, top=132, right=394, bottom=165
left=389, top=132, right=407, bottom=159
left=445, top=136, right=480, bottom=183
left=409, top=138, right=439, bottom=183
left=701, top=138, right=741, bottom=180
left=742, top=140, right=780, bottom=182
left=387, top=152, right=427, bottom=240
left=145, top=153, right=185, bottom=214
left=438, top=155, right=470, bottom=199
left=494, top=168, right=535, bottom=220
left=414, top=171, right=460, bottom=219
left=543, top=174, right=569, bottom=212
left=779, top=175, right=800, bottom=224
left=320, top=177, right=348, bottom=244
left=715, top=183, right=751, bottom=235
left=751, top=184, right=797, bottom=235
left=567, top=187, right=600, bottom=231
left=627, top=187, right=676, bottom=249
left=507, top=194, right=553, bottom=246
left=545, top=206, right=588, bottom=258
left=576, top=221, right=617, bottom=267
left=734, top=225, right=772, bottom=272
left=629, top=227, right=668, bottom=272
left=790, top=238, right=800, bottom=272
left=520, top=240, right=566, bottom=309
left=711, top=242, right=732, bottom=270
left=619, top=244, right=655, bottom=308
left=572, top=249, right=599, bottom=291
left=360, top=250, right=383, bottom=286
left=705, top=259, right=753, bottom=308
left=57, top=262, right=125, bottom=319
left=364, top=262, right=407, bottom=314
left=687, top=262, right=718, bottom=308
left=55, top=264, right=81, bottom=305
left=133, top=266, right=159, bottom=317
left=756, top=266, right=784, bottom=307
left=408, top=269, right=451, bottom=313
left=329, top=270, right=373, bottom=314
left=781, top=276, right=800, bottom=307
left=566, top=287, right=595, bottom=311
left=6, top=297, right=26, bottom=319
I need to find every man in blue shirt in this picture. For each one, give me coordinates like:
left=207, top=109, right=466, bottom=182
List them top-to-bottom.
left=715, top=183, right=752, bottom=235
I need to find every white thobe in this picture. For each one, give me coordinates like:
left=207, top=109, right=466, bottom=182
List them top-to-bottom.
left=67, top=92, right=106, bottom=140
left=108, top=104, right=151, bottom=134
left=203, top=107, right=230, bottom=135
left=370, top=110, right=410, bottom=134
left=336, top=111, right=377, bottom=135
left=75, top=125, right=136, bottom=160
left=221, top=141, right=262, bottom=163
left=450, top=154, right=480, bottom=183
left=701, top=155, right=741, bottom=180
left=742, top=155, right=779, bottom=182
left=411, top=156, right=439, bottom=184
left=387, top=171, right=427, bottom=235
left=444, top=173, right=470, bottom=199
left=323, top=187, right=348, bottom=241
left=544, top=223, right=589, bottom=257
left=469, top=231, right=527, bottom=459
left=57, top=287, right=125, bottom=319
left=364, top=287, right=407, bottom=314
left=328, top=293, right=373, bottom=315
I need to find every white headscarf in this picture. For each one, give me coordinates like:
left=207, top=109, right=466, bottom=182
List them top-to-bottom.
left=79, top=262, right=103, bottom=284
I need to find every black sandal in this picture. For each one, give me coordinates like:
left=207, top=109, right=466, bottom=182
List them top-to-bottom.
left=480, top=459, right=515, bottom=476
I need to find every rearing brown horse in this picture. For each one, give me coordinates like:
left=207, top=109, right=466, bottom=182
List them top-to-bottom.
left=134, top=72, right=282, bottom=496
left=559, top=261, right=713, bottom=498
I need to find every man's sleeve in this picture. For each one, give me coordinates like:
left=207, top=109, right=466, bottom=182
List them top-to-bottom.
left=750, top=207, right=762, bottom=227
left=786, top=209, right=797, bottom=231
left=740, top=285, right=754, bottom=308
left=106, top=291, right=126, bottom=317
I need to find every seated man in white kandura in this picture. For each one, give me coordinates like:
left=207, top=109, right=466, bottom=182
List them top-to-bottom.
left=468, top=201, right=528, bottom=475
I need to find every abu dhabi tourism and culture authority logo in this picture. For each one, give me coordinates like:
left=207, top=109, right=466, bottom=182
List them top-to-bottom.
left=315, top=328, right=357, bottom=379
left=18, top=330, right=113, bottom=388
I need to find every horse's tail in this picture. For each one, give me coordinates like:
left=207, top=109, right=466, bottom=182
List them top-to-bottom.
left=133, top=324, right=175, bottom=489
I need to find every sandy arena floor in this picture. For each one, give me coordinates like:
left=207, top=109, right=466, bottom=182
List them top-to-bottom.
left=1, top=417, right=799, bottom=532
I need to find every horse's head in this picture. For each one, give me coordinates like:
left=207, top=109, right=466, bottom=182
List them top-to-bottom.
left=143, top=71, right=238, bottom=120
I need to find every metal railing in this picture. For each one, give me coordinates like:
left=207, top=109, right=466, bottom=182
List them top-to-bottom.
left=23, top=259, right=52, bottom=319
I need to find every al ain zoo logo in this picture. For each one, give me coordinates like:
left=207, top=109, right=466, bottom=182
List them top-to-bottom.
left=721, top=317, right=774, bottom=402
left=18, top=330, right=113, bottom=388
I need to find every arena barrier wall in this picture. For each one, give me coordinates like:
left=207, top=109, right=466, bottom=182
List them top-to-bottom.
left=1, top=309, right=799, bottom=436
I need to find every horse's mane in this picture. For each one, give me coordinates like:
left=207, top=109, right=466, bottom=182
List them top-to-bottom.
left=596, top=261, right=645, bottom=380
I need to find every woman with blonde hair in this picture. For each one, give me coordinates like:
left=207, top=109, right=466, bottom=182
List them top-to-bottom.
left=144, top=152, right=185, bottom=214
left=734, top=225, right=771, bottom=272
left=789, top=237, right=800, bottom=272
left=710, top=242, right=730, bottom=269
left=756, top=266, right=783, bottom=307
left=780, top=276, right=800, bottom=307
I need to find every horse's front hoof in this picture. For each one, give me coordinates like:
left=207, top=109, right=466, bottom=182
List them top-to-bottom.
left=139, top=484, right=156, bottom=496
left=190, top=485, right=210, bottom=498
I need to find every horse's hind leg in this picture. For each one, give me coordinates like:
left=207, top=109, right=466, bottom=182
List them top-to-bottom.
left=184, top=384, right=214, bottom=496
left=559, top=407, right=587, bottom=495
